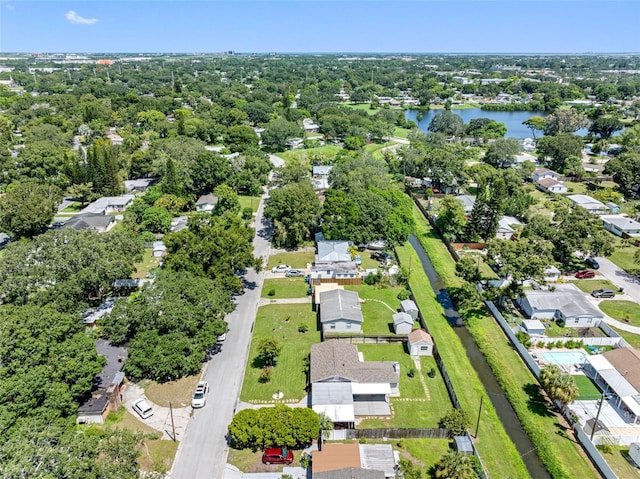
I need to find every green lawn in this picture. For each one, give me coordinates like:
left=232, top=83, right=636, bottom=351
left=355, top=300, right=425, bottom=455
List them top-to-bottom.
left=344, top=103, right=381, bottom=115
left=393, top=127, right=410, bottom=138
left=276, top=145, right=343, bottom=166
left=562, top=181, right=589, bottom=194
left=239, top=195, right=261, bottom=214
left=60, top=202, right=84, bottom=213
left=409, top=203, right=600, bottom=479
left=609, top=242, right=639, bottom=273
left=395, top=244, right=529, bottom=478
left=132, top=248, right=161, bottom=279
left=267, top=250, right=315, bottom=269
left=262, top=278, right=309, bottom=299
left=570, top=279, right=620, bottom=295
left=344, top=284, right=412, bottom=334
left=599, top=300, right=640, bottom=327
left=240, top=304, right=318, bottom=402
left=609, top=326, right=640, bottom=349
left=141, top=374, right=201, bottom=407
left=574, top=375, right=601, bottom=400
left=400, top=439, right=452, bottom=473
left=599, top=446, right=640, bottom=479
left=227, top=447, right=303, bottom=471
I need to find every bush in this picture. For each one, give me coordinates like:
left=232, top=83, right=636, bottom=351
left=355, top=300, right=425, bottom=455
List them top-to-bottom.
left=242, top=207, right=253, bottom=221
left=140, top=231, right=156, bottom=243
left=364, top=271, right=382, bottom=285
left=267, top=287, right=276, bottom=297
left=397, top=289, right=411, bottom=301
left=298, top=324, right=309, bottom=333
left=515, top=330, right=532, bottom=349
left=259, top=366, right=272, bottom=383
left=407, top=367, right=416, bottom=378
left=428, top=367, right=436, bottom=378
left=439, top=408, right=470, bottom=436
left=359, top=436, right=367, bottom=444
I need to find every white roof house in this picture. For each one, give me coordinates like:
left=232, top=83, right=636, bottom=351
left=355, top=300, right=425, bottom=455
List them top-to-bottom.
left=195, top=194, right=218, bottom=213
left=567, top=194, right=609, bottom=215
left=81, top=195, right=135, bottom=215
left=455, top=195, right=476, bottom=214
left=601, top=215, right=640, bottom=238
left=496, top=216, right=523, bottom=240
left=316, top=240, right=352, bottom=263
left=517, top=284, right=603, bottom=327
left=392, top=312, right=414, bottom=335
left=521, top=319, right=546, bottom=336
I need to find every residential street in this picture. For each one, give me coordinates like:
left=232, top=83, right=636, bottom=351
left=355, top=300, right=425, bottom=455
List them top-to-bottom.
left=170, top=156, right=282, bottom=479
left=595, top=256, right=640, bottom=303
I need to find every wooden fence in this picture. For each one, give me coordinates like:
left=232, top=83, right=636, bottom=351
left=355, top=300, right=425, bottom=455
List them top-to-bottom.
left=322, top=334, right=407, bottom=344
left=323, top=428, right=450, bottom=440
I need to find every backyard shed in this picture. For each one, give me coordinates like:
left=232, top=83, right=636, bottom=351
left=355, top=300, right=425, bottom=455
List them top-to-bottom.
left=400, top=299, right=419, bottom=320
left=392, top=312, right=413, bottom=335
left=521, top=319, right=546, bottom=336
left=407, top=329, right=433, bottom=356
left=454, top=436, right=474, bottom=455
left=629, top=442, right=640, bottom=466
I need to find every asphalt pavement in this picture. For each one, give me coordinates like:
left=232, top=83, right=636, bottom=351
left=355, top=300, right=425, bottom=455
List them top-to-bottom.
left=170, top=156, right=282, bottom=479
left=595, top=256, right=640, bottom=303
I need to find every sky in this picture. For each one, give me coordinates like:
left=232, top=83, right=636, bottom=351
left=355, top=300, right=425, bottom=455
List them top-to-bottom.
left=0, top=1, right=639, bottom=54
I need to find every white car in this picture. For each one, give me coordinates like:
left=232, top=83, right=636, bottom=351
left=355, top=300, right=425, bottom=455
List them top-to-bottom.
left=271, top=264, right=291, bottom=273
left=191, top=381, right=209, bottom=408
left=132, top=398, right=154, bottom=419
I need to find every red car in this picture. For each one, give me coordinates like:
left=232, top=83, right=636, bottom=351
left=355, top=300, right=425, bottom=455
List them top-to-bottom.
left=576, top=270, right=596, bottom=279
left=262, top=447, right=294, bottom=465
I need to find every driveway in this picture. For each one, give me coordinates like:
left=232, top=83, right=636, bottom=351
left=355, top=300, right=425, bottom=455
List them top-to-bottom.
left=171, top=164, right=277, bottom=479
left=595, top=256, right=640, bottom=303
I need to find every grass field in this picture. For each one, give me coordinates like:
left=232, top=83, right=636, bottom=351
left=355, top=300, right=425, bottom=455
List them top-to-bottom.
left=393, top=127, right=410, bottom=138
left=276, top=145, right=343, bottom=166
left=239, top=195, right=261, bottom=214
left=60, top=202, right=83, bottom=213
left=409, top=202, right=600, bottom=479
left=609, top=242, right=639, bottom=273
left=395, top=243, right=529, bottom=478
left=132, top=249, right=161, bottom=279
left=267, top=250, right=315, bottom=269
left=262, top=278, right=309, bottom=299
left=570, top=279, right=620, bottom=295
left=344, top=284, right=408, bottom=334
left=599, top=300, right=640, bottom=327
left=240, top=304, right=318, bottom=401
left=609, top=326, right=640, bottom=348
left=141, top=374, right=201, bottom=407
left=574, top=375, right=601, bottom=400
left=400, top=439, right=453, bottom=474
left=599, top=446, right=640, bottom=479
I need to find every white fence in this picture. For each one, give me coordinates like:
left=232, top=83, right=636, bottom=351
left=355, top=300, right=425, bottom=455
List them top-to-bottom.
left=532, top=336, right=623, bottom=347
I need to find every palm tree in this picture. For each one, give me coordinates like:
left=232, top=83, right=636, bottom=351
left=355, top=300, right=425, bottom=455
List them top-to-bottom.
left=539, top=364, right=578, bottom=410
left=435, top=451, right=478, bottom=479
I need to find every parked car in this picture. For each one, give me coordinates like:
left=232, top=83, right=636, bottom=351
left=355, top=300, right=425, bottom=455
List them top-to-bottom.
left=367, top=240, right=386, bottom=251
left=371, top=252, right=393, bottom=262
left=585, top=257, right=600, bottom=269
left=271, top=264, right=291, bottom=273
left=285, top=269, right=305, bottom=277
left=576, top=270, right=596, bottom=279
left=591, top=289, right=615, bottom=298
left=217, top=333, right=226, bottom=342
left=191, top=380, right=209, bottom=408
left=132, top=398, right=154, bottom=419
left=262, top=447, right=294, bottom=465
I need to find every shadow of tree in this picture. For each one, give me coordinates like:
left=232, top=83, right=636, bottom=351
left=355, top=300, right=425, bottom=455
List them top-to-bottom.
left=523, top=382, right=555, bottom=418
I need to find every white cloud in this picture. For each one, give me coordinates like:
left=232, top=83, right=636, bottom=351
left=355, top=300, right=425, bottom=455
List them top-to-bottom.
left=65, top=10, right=98, bottom=25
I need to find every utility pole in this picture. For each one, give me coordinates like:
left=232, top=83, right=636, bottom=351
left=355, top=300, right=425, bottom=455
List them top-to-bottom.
left=590, top=393, right=612, bottom=442
left=474, top=395, right=484, bottom=438
left=169, top=401, right=176, bottom=441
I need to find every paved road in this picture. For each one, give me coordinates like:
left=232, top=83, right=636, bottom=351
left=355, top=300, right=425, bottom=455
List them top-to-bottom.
left=171, top=157, right=282, bottom=479
left=595, top=256, right=640, bottom=303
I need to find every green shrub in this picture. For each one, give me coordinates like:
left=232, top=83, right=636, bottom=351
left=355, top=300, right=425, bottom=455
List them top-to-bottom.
left=242, top=207, right=253, bottom=221
left=267, top=287, right=276, bottom=297
left=397, top=289, right=411, bottom=301
left=298, top=324, right=309, bottom=333
left=259, top=366, right=272, bottom=383
left=407, top=367, right=416, bottom=378
left=428, top=367, right=436, bottom=378
left=359, top=436, right=367, bottom=444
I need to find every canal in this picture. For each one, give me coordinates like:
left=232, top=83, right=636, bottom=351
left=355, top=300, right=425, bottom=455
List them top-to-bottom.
left=409, top=234, right=551, bottom=479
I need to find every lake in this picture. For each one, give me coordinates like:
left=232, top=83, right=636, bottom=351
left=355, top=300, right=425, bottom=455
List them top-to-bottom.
left=404, top=108, right=546, bottom=139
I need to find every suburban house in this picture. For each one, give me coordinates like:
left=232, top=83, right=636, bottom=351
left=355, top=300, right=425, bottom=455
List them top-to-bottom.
left=303, top=118, right=320, bottom=133
left=105, top=127, right=124, bottom=146
left=312, top=165, right=334, bottom=190
left=532, top=168, right=560, bottom=183
left=536, top=177, right=568, bottom=194
left=123, top=178, right=155, bottom=193
left=195, top=193, right=218, bottom=213
left=567, top=194, right=610, bottom=215
left=81, top=195, right=135, bottom=215
left=455, top=195, right=476, bottom=215
left=606, top=202, right=621, bottom=214
left=62, top=213, right=117, bottom=233
left=601, top=215, right=640, bottom=238
left=171, top=216, right=189, bottom=233
left=496, top=216, right=523, bottom=240
left=317, top=240, right=352, bottom=263
left=152, top=241, right=166, bottom=257
left=311, top=262, right=359, bottom=285
left=544, top=265, right=561, bottom=283
left=516, top=284, right=604, bottom=327
left=319, top=289, right=363, bottom=334
left=82, top=297, right=119, bottom=326
left=400, top=299, right=419, bottom=320
left=392, top=312, right=414, bottom=334
left=521, top=319, right=546, bottom=336
left=407, top=329, right=434, bottom=356
left=77, top=340, right=127, bottom=424
left=310, top=340, right=400, bottom=427
left=583, top=348, right=640, bottom=432
left=312, top=443, right=397, bottom=479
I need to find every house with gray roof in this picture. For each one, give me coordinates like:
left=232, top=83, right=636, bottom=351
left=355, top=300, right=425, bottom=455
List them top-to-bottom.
left=312, top=165, right=334, bottom=190
left=123, top=178, right=155, bottom=193
left=195, top=193, right=218, bottom=213
left=455, top=194, right=476, bottom=215
left=567, top=194, right=609, bottom=215
left=81, top=195, right=135, bottom=215
left=62, top=213, right=117, bottom=233
left=601, top=215, right=640, bottom=238
left=316, top=240, right=352, bottom=263
left=516, top=283, right=603, bottom=328
left=319, top=289, right=363, bottom=334
left=310, top=340, right=400, bottom=426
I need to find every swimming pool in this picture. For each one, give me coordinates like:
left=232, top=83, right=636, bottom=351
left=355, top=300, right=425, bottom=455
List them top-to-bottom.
left=541, top=351, right=587, bottom=365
